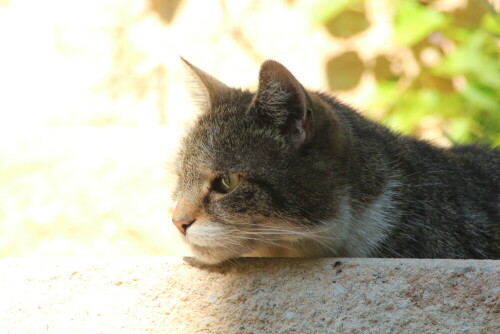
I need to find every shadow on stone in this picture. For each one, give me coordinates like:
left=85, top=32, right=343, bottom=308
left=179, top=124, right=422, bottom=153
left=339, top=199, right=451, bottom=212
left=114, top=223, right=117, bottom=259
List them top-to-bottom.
left=150, top=0, right=183, bottom=24
left=324, top=3, right=370, bottom=39
left=326, top=51, right=365, bottom=91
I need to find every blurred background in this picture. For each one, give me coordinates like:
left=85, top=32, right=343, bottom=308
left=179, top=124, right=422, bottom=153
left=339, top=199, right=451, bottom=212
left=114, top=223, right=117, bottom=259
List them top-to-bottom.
left=0, top=0, right=499, bottom=257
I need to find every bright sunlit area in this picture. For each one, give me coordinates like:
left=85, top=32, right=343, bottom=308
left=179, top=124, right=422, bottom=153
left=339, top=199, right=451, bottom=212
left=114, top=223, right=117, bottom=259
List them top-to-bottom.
left=0, top=0, right=499, bottom=257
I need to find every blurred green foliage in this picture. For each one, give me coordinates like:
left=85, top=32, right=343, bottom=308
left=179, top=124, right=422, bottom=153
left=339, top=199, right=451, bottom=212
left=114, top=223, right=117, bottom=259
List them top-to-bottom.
left=311, top=0, right=500, bottom=147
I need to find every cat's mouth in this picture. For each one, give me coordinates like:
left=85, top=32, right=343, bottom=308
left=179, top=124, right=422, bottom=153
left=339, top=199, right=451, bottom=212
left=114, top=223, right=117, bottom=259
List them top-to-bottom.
left=181, top=219, right=309, bottom=264
left=186, top=230, right=259, bottom=264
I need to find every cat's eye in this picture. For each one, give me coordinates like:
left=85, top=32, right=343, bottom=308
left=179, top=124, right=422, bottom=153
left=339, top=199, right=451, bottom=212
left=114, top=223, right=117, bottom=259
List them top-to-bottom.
left=213, top=173, right=241, bottom=194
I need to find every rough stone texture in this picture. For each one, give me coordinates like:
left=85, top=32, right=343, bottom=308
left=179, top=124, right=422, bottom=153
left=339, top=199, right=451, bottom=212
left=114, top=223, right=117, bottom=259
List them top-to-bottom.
left=0, top=257, right=498, bottom=333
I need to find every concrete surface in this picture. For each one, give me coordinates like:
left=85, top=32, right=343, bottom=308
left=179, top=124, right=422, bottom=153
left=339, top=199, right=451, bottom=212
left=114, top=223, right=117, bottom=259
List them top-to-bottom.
left=0, top=257, right=498, bottom=333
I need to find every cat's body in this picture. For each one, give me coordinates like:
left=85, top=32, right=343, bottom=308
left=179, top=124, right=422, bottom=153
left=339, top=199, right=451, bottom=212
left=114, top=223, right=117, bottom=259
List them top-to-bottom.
left=173, top=58, right=500, bottom=264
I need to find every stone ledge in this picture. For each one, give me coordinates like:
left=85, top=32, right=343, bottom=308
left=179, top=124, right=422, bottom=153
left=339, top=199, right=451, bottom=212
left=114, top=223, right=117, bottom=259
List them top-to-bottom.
left=0, top=257, right=498, bottom=333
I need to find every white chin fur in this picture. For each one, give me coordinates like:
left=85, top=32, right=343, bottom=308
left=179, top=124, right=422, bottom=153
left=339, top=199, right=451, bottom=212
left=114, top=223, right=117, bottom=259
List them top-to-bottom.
left=190, top=244, right=241, bottom=264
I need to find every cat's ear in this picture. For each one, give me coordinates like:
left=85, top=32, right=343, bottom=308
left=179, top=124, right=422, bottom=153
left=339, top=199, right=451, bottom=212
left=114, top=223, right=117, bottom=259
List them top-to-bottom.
left=181, top=57, right=231, bottom=111
left=254, top=60, right=309, bottom=143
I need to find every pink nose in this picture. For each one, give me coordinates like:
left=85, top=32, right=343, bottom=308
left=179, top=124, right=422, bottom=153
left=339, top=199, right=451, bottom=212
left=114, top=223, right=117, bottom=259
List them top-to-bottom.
left=173, top=219, right=194, bottom=235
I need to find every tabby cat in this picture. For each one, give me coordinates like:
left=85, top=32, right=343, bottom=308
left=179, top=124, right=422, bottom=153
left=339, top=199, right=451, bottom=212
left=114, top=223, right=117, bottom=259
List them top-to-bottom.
left=172, top=58, right=499, bottom=264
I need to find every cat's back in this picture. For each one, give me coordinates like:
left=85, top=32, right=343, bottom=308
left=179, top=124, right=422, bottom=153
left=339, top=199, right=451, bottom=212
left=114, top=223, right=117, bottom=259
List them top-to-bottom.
left=449, top=144, right=500, bottom=182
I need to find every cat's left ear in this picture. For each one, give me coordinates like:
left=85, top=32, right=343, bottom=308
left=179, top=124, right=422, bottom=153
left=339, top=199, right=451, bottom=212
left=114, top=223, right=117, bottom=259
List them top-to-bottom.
left=181, top=57, right=232, bottom=112
left=254, top=60, right=310, bottom=144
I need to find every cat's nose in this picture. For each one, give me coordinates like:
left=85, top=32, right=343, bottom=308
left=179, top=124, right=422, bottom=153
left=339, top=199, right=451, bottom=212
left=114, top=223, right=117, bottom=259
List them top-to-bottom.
left=172, top=198, right=198, bottom=235
left=172, top=218, right=195, bottom=236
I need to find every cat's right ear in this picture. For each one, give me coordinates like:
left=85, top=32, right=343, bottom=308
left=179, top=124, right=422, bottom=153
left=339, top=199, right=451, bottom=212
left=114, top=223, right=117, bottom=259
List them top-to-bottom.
left=181, top=57, right=232, bottom=111
left=253, top=60, right=310, bottom=145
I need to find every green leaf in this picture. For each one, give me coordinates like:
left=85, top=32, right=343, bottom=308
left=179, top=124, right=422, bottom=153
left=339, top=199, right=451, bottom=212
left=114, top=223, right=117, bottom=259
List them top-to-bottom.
left=308, top=0, right=352, bottom=25
left=475, top=0, right=500, bottom=16
left=394, top=1, right=448, bottom=46
left=482, top=12, right=500, bottom=36
left=436, top=31, right=500, bottom=87
left=368, top=81, right=400, bottom=110
left=462, top=83, right=500, bottom=110
left=448, top=118, right=474, bottom=144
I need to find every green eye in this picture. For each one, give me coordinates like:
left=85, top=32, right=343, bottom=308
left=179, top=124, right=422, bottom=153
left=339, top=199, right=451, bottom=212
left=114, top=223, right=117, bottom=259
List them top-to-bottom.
left=216, top=173, right=241, bottom=194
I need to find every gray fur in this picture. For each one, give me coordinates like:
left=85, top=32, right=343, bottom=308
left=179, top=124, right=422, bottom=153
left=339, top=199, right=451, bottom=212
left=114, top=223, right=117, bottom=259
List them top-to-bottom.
left=173, top=59, right=500, bottom=264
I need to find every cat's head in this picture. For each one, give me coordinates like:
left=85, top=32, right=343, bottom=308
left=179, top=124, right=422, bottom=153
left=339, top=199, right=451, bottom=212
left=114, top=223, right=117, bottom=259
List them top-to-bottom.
left=173, top=59, right=345, bottom=264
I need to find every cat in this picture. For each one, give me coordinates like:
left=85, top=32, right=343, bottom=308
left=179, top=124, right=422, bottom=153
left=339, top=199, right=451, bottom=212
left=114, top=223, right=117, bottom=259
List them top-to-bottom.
left=172, top=58, right=500, bottom=264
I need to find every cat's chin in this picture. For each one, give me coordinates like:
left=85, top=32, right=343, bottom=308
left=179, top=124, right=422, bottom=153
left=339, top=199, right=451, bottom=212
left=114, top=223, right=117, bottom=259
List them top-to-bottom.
left=189, top=244, right=242, bottom=265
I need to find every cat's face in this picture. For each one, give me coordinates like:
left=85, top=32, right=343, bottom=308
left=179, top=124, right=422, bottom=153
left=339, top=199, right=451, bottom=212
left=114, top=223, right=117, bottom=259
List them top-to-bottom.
left=173, top=59, right=342, bottom=264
